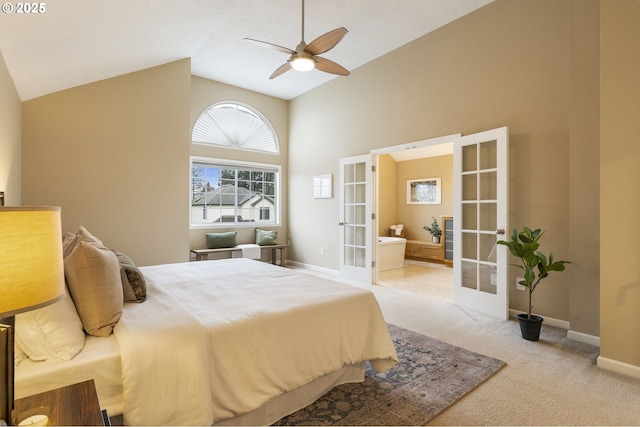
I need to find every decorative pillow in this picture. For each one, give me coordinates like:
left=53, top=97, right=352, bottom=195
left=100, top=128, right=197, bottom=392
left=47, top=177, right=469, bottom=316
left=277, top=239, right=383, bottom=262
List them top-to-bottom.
left=62, top=225, right=104, bottom=259
left=255, top=228, right=278, bottom=246
left=206, top=231, right=237, bottom=249
left=64, top=241, right=123, bottom=337
left=114, top=251, right=147, bottom=303
left=15, top=290, right=85, bottom=362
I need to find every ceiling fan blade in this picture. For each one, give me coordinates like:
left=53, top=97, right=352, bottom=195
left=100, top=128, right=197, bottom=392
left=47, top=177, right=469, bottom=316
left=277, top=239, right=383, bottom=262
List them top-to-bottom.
left=305, top=27, right=348, bottom=55
left=244, top=38, right=295, bottom=55
left=314, top=56, right=350, bottom=76
left=269, top=63, right=293, bottom=79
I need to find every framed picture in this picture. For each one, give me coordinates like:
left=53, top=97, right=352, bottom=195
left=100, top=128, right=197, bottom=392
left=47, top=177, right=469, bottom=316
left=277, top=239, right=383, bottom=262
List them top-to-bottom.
left=313, top=174, right=333, bottom=199
left=407, top=177, right=441, bottom=204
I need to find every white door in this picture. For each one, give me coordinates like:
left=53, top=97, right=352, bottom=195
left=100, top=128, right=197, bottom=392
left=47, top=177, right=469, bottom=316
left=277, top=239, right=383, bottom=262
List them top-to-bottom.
left=453, top=127, right=509, bottom=319
left=339, top=154, right=372, bottom=283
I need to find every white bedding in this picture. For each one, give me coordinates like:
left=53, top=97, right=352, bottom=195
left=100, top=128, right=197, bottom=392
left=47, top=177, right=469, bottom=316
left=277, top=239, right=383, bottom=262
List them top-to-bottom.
left=18, top=258, right=398, bottom=426
left=125, top=259, right=397, bottom=425
left=15, top=334, right=123, bottom=414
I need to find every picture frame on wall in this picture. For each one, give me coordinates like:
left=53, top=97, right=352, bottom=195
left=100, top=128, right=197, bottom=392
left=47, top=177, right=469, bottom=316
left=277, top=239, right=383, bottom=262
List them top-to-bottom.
left=313, top=174, right=333, bottom=199
left=407, top=177, right=441, bottom=204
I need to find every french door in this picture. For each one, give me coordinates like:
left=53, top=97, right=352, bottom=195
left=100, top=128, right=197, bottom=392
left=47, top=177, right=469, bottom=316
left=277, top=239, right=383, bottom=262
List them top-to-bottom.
left=453, top=127, right=509, bottom=319
left=338, top=154, right=372, bottom=283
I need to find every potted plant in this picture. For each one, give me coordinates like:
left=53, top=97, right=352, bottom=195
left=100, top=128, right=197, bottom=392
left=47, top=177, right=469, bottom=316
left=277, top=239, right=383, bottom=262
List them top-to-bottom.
left=423, top=217, right=442, bottom=244
left=497, top=227, right=570, bottom=341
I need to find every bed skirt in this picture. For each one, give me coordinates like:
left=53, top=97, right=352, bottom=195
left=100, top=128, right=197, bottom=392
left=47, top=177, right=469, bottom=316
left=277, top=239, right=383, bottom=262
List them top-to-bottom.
left=215, top=362, right=366, bottom=426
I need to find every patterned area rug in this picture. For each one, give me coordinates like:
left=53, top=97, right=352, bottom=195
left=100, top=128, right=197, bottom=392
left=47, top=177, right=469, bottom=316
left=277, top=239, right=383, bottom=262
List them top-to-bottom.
left=274, top=324, right=506, bottom=426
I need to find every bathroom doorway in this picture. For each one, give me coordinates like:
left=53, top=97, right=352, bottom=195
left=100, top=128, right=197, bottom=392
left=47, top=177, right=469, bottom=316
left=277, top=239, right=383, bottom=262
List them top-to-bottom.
left=372, top=134, right=458, bottom=301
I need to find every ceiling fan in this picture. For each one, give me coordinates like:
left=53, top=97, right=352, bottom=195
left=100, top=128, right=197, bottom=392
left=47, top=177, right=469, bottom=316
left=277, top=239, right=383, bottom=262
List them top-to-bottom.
left=244, top=0, right=350, bottom=79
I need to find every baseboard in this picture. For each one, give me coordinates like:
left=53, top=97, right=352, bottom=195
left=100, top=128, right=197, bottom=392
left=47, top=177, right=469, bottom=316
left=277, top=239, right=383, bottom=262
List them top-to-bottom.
left=285, top=260, right=339, bottom=277
left=508, top=309, right=570, bottom=330
left=508, top=309, right=602, bottom=347
left=567, top=329, right=600, bottom=347
left=597, top=356, right=640, bottom=379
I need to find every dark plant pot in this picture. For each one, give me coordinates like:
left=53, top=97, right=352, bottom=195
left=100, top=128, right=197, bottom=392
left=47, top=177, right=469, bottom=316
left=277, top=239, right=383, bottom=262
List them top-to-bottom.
left=517, top=313, right=544, bottom=341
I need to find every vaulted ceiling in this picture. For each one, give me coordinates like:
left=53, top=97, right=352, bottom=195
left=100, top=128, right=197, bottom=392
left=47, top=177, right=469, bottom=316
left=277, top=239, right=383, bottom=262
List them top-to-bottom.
left=0, top=0, right=493, bottom=101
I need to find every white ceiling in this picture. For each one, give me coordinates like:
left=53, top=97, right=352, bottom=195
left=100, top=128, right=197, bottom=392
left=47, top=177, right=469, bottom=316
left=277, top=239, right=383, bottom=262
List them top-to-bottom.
left=0, top=0, right=493, bottom=102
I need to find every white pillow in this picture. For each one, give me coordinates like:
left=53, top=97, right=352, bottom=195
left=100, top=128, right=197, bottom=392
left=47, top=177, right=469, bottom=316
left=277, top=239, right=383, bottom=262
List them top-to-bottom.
left=15, top=291, right=85, bottom=362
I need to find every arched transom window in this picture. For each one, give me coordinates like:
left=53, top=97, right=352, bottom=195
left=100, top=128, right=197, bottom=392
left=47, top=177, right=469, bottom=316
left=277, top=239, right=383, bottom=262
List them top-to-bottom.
left=192, top=102, right=279, bottom=153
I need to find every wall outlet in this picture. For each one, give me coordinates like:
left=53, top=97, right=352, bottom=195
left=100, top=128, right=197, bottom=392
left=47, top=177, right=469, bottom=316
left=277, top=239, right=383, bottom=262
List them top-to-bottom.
left=320, top=248, right=325, bottom=256
left=516, top=277, right=526, bottom=291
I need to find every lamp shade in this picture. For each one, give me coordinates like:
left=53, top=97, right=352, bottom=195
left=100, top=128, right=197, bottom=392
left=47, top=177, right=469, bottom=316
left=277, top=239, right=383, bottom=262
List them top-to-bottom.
left=0, top=207, right=65, bottom=317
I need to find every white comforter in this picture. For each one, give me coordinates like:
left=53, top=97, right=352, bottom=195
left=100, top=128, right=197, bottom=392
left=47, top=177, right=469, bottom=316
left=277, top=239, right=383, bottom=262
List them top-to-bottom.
left=114, top=259, right=397, bottom=426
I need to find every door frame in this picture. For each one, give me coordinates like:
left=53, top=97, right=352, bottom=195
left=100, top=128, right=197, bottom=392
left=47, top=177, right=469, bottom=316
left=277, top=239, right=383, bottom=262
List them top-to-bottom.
left=369, top=128, right=509, bottom=320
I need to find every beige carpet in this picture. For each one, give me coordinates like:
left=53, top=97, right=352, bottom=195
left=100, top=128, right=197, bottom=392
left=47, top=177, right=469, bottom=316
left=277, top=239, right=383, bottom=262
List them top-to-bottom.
left=293, top=265, right=640, bottom=426
left=370, top=285, right=640, bottom=426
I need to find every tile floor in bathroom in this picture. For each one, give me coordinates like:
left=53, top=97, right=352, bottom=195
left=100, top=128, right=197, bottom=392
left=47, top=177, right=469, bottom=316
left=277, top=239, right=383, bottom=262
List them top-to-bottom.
left=376, top=260, right=453, bottom=300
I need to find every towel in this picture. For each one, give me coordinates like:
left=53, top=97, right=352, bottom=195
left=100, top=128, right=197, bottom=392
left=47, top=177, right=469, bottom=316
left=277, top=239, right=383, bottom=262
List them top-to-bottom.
left=394, top=224, right=404, bottom=236
left=232, top=244, right=261, bottom=260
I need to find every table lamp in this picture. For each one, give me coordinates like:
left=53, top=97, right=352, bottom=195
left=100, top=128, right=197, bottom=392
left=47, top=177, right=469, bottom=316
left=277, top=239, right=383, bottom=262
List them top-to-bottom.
left=0, top=207, right=65, bottom=424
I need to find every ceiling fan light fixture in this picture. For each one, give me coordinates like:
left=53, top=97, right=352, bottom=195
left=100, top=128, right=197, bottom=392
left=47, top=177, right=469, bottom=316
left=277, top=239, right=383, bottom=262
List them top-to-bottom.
left=291, top=56, right=315, bottom=72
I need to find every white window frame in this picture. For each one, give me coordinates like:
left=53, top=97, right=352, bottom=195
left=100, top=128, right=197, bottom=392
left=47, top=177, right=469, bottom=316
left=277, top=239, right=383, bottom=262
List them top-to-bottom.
left=190, top=156, right=281, bottom=229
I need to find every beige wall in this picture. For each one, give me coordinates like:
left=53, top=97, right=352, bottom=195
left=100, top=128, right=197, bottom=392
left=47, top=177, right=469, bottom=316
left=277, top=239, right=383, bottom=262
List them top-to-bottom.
left=289, top=0, right=596, bottom=331
left=569, top=0, right=601, bottom=337
left=600, top=0, right=640, bottom=369
left=0, top=50, right=21, bottom=206
left=21, top=59, right=192, bottom=266
left=188, top=76, right=289, bottom=255
left=377, top=154, right=397, bottom=237
left=394, top=155, right=453, bottom=242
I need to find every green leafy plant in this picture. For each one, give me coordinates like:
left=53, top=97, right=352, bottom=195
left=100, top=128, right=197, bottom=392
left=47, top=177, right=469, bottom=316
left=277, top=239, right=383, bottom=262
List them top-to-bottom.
left=423, top=217, right=442, bottom=237
left=497, top=227, right=570, bottom=319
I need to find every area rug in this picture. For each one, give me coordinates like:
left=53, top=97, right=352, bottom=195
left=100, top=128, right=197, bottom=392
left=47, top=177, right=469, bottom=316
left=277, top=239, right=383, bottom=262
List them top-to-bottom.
left=274, top=324, right=506, bottom=426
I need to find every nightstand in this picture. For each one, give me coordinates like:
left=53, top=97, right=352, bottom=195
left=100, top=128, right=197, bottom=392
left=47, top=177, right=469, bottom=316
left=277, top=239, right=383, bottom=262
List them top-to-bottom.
left=13, top=379, right=107, bottom=426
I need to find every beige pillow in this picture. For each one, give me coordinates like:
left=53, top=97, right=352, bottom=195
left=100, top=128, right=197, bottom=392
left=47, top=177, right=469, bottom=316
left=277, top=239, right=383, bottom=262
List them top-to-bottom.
left=63, top=225, right=104, bottom=258
left=64, top=241, right=123, bottom=337
left=15, top=290, right=85, bottom=362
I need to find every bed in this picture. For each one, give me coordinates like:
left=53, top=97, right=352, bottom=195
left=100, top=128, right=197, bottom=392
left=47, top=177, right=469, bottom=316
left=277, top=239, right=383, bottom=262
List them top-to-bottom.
left=14, top=256, right=398, bottom=426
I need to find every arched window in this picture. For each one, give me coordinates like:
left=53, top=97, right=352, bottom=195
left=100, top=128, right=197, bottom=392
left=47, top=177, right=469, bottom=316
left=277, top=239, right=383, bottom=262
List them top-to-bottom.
left=192, top=102, right=279, bottom=153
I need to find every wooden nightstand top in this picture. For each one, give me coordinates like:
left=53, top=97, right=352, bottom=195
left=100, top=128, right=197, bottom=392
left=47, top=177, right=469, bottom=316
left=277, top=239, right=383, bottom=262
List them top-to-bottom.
left=14, top=379, right=104, bottom=426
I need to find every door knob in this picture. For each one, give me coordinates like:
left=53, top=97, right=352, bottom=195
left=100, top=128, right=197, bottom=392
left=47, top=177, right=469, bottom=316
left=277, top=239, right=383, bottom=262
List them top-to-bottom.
left=496, top=228, right=505, bottom=235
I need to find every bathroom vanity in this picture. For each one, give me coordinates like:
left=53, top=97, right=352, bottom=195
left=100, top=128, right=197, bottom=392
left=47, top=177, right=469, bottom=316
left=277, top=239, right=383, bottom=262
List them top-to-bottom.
left=404, top=240, right=444, bottom=263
